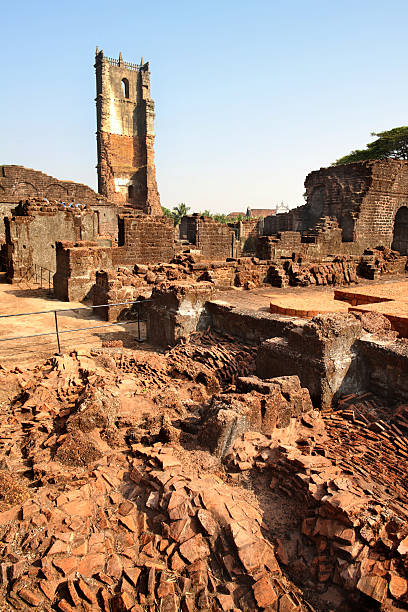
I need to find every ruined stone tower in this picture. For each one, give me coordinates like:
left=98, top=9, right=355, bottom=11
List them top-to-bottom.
left=95, top=49, right=161, bottom=214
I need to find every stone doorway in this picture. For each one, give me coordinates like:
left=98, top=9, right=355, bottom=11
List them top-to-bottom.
left=392, top=206, right=408, bottom=255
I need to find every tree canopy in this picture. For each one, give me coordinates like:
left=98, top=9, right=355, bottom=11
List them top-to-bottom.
left=333, top=127, right=408, bottom=165
left=161, top=203, right=191, bottom=226
left=161, top=205, right=249, bottom=226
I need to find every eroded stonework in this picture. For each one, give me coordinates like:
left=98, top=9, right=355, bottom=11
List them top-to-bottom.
left=95, top=50, right=161, bottom=214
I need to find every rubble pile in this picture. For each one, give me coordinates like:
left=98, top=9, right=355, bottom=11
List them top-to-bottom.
left=358, top=247, right=408, bottom=280
left=267, top=258, right=357, bottom=288
left=351, top=311, right=399, bottom=339
left=0, top=324, right=407, bottom=610
left=166, top=331, right=257, bottom=386
left=0, top=341, right=318, bottom=611
left=226, top=392, right=408, bottom=610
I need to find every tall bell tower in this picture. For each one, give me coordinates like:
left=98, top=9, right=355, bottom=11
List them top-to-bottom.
left=94, top=48, right=161, bottom=214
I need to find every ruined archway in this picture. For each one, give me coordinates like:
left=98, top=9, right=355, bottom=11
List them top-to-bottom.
left=392, top=206, right=408, bottom=255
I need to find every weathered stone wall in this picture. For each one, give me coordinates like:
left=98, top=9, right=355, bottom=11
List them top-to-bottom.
left=95, top=50, right=161, bottom=214
left=263, top=160, right=408, bottom=256
left=305, top=160, right=408, bottom=248
left=0, top=165, right=117, bottom=240
left=0, top=165, right=107, bottom=206
left=5, top=201, right=98, bottom=280
left=90, top=204, right=118, bottom=237
left=113, top=215, right=174, bottom=266
left=53, top=216, right=175, bottom=301
left=179, top=216, right=198, bottom=242
left=180, top=216, right=236, bottom=260
left=229, top=218, right=261, bottom=254
left=54, top=241, right=114, bottom=302
left=93, top=257, right=273, bottom=319
left=146, top=282, right=215, bottom=346
left=207, top=301, right=291, bottom=343
left=256, top=314, right=362, bottom=408
left=356, top=338, right=408, bottom=403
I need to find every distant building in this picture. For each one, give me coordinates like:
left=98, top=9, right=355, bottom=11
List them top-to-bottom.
left=246, top=207, right=276, bottom=218
left=226, top=211, right=246, bottom=219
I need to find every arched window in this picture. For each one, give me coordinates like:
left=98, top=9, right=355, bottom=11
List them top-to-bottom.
left=121, top=78, right=129, bottom=98
left=128, top=185, right=134, bottom=200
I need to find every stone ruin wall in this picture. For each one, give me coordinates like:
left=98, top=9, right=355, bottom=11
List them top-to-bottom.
left=263, top=159, right=408, bottom=256
left=0, top=165, right=118, bottom=240
left=4, top=201, right=100, bottom=281
left=53, top=215, right=175, bottom=301
left=115, top=215, right=174, bottom=266
left=179, top=216, right=237, bottom=260
left=228, top=218, right=261, bottom=254
left=257, top=218, right=343, bottom=260
left=93, top=257, right=273, bottom=320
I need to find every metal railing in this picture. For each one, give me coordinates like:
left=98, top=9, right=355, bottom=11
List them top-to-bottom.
left=3, top=260, right=55, bottom=294
left=31, top=264, right=54, bottom=293
left=0, top=300, right=150, bottom=355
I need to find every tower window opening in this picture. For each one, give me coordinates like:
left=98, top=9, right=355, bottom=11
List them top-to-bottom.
left=121, top=78, right=129, bottom=98
left=128, top=185, right=134, bottom=200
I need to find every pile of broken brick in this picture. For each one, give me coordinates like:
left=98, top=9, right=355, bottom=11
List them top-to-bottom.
left=358, top=247, right=408, bottom=280
left=267, top=257, right=357, bottom=288
left=0, top=332, right=407, bottom=611
left=0, top=343, right=312, bottom=611
left=226, top=392, right=408, bottom=610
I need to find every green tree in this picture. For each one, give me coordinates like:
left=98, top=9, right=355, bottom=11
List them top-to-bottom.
left=334, top=126, right=408, bottom=165
left=172, top=203, right=190, bottom=226
left=161, top=206, right=173, bottom=219
left=213, top=213, right=228, bottom=224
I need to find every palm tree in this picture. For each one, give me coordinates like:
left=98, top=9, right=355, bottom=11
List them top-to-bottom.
left=172, top=203, right=191, bottom=226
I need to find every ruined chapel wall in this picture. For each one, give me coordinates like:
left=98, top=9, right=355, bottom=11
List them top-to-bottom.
left=263, top=160, right=408, bottom=255
left=354, top=160, right=408, bottom=249
left=0, top=165, right=118, bottom=240
left=0, top=165, right=107, bottom=207
left=0, top=203, right=16, bottom=240
left=6, top=208, right=98, bottom=279
left=53, top=216, right=175, bottom=301
left=112, top=216, right=174, bottom=266
left=185, top=217, right=236, bottom=260
left=54, top=241, right=114, bottom=302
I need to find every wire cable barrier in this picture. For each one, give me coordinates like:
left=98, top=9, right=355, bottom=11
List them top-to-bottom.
left=0, top=300, right=149, bottom=354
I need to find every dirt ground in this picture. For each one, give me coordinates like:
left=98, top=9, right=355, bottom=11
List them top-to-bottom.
left=1, top=276, right=407, bottom=367
left=214, top=276, right=408, bottom=310
left=0, top=281, right=146, bottom=367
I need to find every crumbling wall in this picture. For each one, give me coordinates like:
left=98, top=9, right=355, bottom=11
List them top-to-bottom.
left=95, top=50, right=161, bottom=213
left=263, top=160, right=408, bottom=256
left=0, top=165, right=117, bottom=240
left=0, top=165, right=108, bottom=206
left=5, top=201, right=98, bottom=280
left=113, top=215, right=174, bottom=265
left=180, top=215, right=236, bottom=260
left=54, top=216, right=174, bottom=301
left=229, top=218, right=262, bottom=254
left=54, top=241, right=114, bottom=302
left=146, top=282, right=215, bottom=346
left=256, top=314, right=362, bottom=408
left=356, top=338, right=408, bottom=403
left=199, top=375, right=313, bottom=457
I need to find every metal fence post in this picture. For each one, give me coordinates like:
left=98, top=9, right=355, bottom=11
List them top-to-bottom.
left=54, top=311, right=61, bottom=354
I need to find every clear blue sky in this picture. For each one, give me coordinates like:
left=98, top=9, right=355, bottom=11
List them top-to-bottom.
left=2, top=0, right=408, bottom=213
